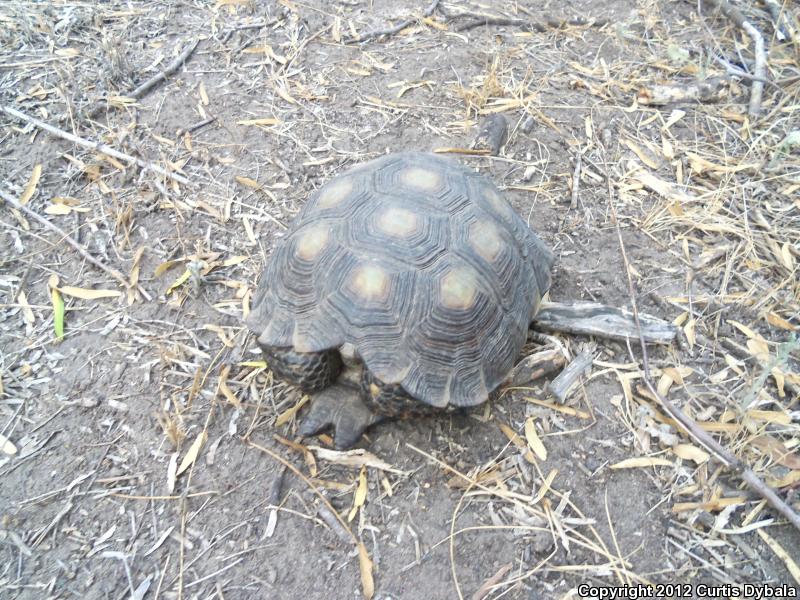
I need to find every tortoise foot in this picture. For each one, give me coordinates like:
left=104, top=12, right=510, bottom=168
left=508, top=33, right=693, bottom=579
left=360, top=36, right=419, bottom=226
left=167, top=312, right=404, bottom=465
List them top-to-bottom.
left=297, top=383, right=384, bottom=449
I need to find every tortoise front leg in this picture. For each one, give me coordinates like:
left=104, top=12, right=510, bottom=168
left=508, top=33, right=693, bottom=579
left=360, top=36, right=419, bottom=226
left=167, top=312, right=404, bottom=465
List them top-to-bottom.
left=298, top=382, right=384, bottom=449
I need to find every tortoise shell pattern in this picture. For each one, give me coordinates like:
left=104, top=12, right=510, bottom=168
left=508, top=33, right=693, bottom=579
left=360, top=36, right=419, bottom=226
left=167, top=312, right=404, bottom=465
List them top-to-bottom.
left=246, top=152, right=553, bottom=408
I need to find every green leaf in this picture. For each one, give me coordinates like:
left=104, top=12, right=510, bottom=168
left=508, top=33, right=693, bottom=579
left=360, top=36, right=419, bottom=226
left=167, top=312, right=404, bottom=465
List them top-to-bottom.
left=51, top=286, right=65, bottom=340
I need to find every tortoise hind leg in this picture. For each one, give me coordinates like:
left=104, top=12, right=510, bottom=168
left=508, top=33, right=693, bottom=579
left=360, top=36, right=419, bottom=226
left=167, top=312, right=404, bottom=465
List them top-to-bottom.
left=260, top=346, right=342, bottom=392
left=360, top=369, right=434, bottom=418
left=298, top=382, right=384, bottom=449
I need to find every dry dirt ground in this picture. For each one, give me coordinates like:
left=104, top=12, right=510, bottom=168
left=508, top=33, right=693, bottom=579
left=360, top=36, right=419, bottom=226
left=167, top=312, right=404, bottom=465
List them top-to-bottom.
left=1, top=1, right=800, bottom=599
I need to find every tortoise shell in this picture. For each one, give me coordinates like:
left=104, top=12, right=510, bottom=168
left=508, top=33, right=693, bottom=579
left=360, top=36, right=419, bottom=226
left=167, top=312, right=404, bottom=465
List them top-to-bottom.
left=246, top=152, right=553, bottom=408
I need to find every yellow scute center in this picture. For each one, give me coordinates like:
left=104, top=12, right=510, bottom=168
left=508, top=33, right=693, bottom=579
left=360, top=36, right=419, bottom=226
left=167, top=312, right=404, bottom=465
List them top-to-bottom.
left=399, top=166, right=442, bottom=192
left=317, top=178, right=353, bottom=208
left=377, top=207, right=418, bottom=237
left=469, top=222, right=503, bottom=262
left=295, top=224, right=330, bottom=260
left=351, top=264, right=390, bottom=301
left=440, top=266, right=479, bottom=310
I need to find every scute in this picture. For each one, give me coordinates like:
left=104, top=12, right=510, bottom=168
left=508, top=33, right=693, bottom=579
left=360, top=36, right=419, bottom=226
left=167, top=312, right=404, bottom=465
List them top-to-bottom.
left=247, top=152, right=554, bottom=408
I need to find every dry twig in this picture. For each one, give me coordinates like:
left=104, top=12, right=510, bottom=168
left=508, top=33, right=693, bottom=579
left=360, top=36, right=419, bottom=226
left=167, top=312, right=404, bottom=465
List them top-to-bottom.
left=350, top=0, right=441, bottom=43
left=701, top=0, right=767, bottom=116
left=451, top=14, right=606, bottom=33
left=86, top=39, right=199, bottom=119
left=637, top=77, right=729, bottom=105
left=1, top=105, right=191, bottom=186
left=570, top=149, right=582, bottom=210
left=0, top=188, right=131, bottom=290
left=548, top=346, right=594, bottom=403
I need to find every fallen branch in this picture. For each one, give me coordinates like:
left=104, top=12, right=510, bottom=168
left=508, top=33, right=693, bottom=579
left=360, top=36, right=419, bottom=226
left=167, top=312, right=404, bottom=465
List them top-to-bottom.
left=350, top=0, right=441, bottom=44
left=701, top=0, right=767, bottom=117
left=451, top=14, right=606, bottom=33
left=221, top=18, right=281, bottom=43
left=86, top=39, right=199, bottom=119
left=637, top=77, right=729, bottom=105
left=1, top=105, right=191, bottom=186
left=471, top=114, right=508, bottom=156
left=176, top=117, right=215, bottom=138
left=600, top=140, right=800, bottom=533
left=570, top=148, right=583, bottom=210
left=0, top=188, right=131, bottom=290
left=533, top=301, right=679, bottom=344
left=548, top=345, right=594, bottom=403
left=505, top=346, right=566, bottom=387
left=264, top=465, right=287, bottom=538
left=472, top=562, right=512, bottom=600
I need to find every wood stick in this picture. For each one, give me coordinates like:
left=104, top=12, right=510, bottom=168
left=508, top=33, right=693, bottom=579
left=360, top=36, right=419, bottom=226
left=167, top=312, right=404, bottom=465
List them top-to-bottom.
left=350, top=0, right=441, bottom=43
left=701, top=0, right=767, bottom=117
left=453, top=14, right=606, bottom=33
left=86, top=39, right=199, bottom=119
left=130, top=40, right=200, bottom=100
left=637, top=77, right=729, bottom=105
left=1, top=105, right=191, bottom=186
left=472, top=114, right=508, bottom=156
left=600, top=139, right=800, bottom=533
left=570, top=149, right=582, bottom=210
left=0, top=188, right=131, bottom=289
left=533, top=301, right=678, bottom=344
left=548, top=346, right=594, bottom=403
left=505, top=347, right=566, bottom=387
left=247, top=440, right=357, bottom=544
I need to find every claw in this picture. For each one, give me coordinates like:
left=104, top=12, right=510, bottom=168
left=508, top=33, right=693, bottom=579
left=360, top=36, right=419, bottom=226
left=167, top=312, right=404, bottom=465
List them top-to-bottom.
left=298, top=383, right=384, bottom=449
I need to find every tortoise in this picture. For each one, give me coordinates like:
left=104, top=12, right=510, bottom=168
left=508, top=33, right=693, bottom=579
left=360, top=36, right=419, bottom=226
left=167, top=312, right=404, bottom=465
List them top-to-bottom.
left=246, top=152, right=554, bottom=448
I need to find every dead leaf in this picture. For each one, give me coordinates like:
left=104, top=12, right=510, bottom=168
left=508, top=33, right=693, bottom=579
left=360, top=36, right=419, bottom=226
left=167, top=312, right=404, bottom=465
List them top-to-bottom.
left=198, top=81, right=209, bottom=105
left=237, top=117, right=281, bottom=126
left=623, top=139, right=662, bottom=169
left=686, top=151, right=757, bottom=176
left=19, top=164, right=42, bottom=205
left=630, top=165, right=695, bottom=204
left=235, top=175, right=261, bottom=189
left=43, top=203, right=72, bottom=215
left=154, top=259, right=184, bottom=277
left=166, top=269, right=191, bottom=294
left=58, top=286, right=122, bottom=300
left=18, top=290, right=34, bottom=326
left=765, top=312, right=796, bottom=331
left=683, top=318, right=696, bottom=348
left=728, top=320, right=758, bottom=339
left=746, top=338, right=770, bottom=362
left=218, top=366, right=240, bottom=408
left=275, top=396, right=308, bottom=427
left=524, top=417, right=547, bottom=461
left=498, top=422, right=535, bottom=463
left=176, top=431, right=207, bottom=476
left=0, top=432, right=17, bottom=455
left=750, top=436, right=800, bottom=469
left=672, top=444, right=709, bottom=464
left=166, top=452, right=178, bottom=493
left=610, top=456, right=673, bottom=469
left=348, top=466, right=367, bottom=521
left=358, top=542, right=374, bottom=599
